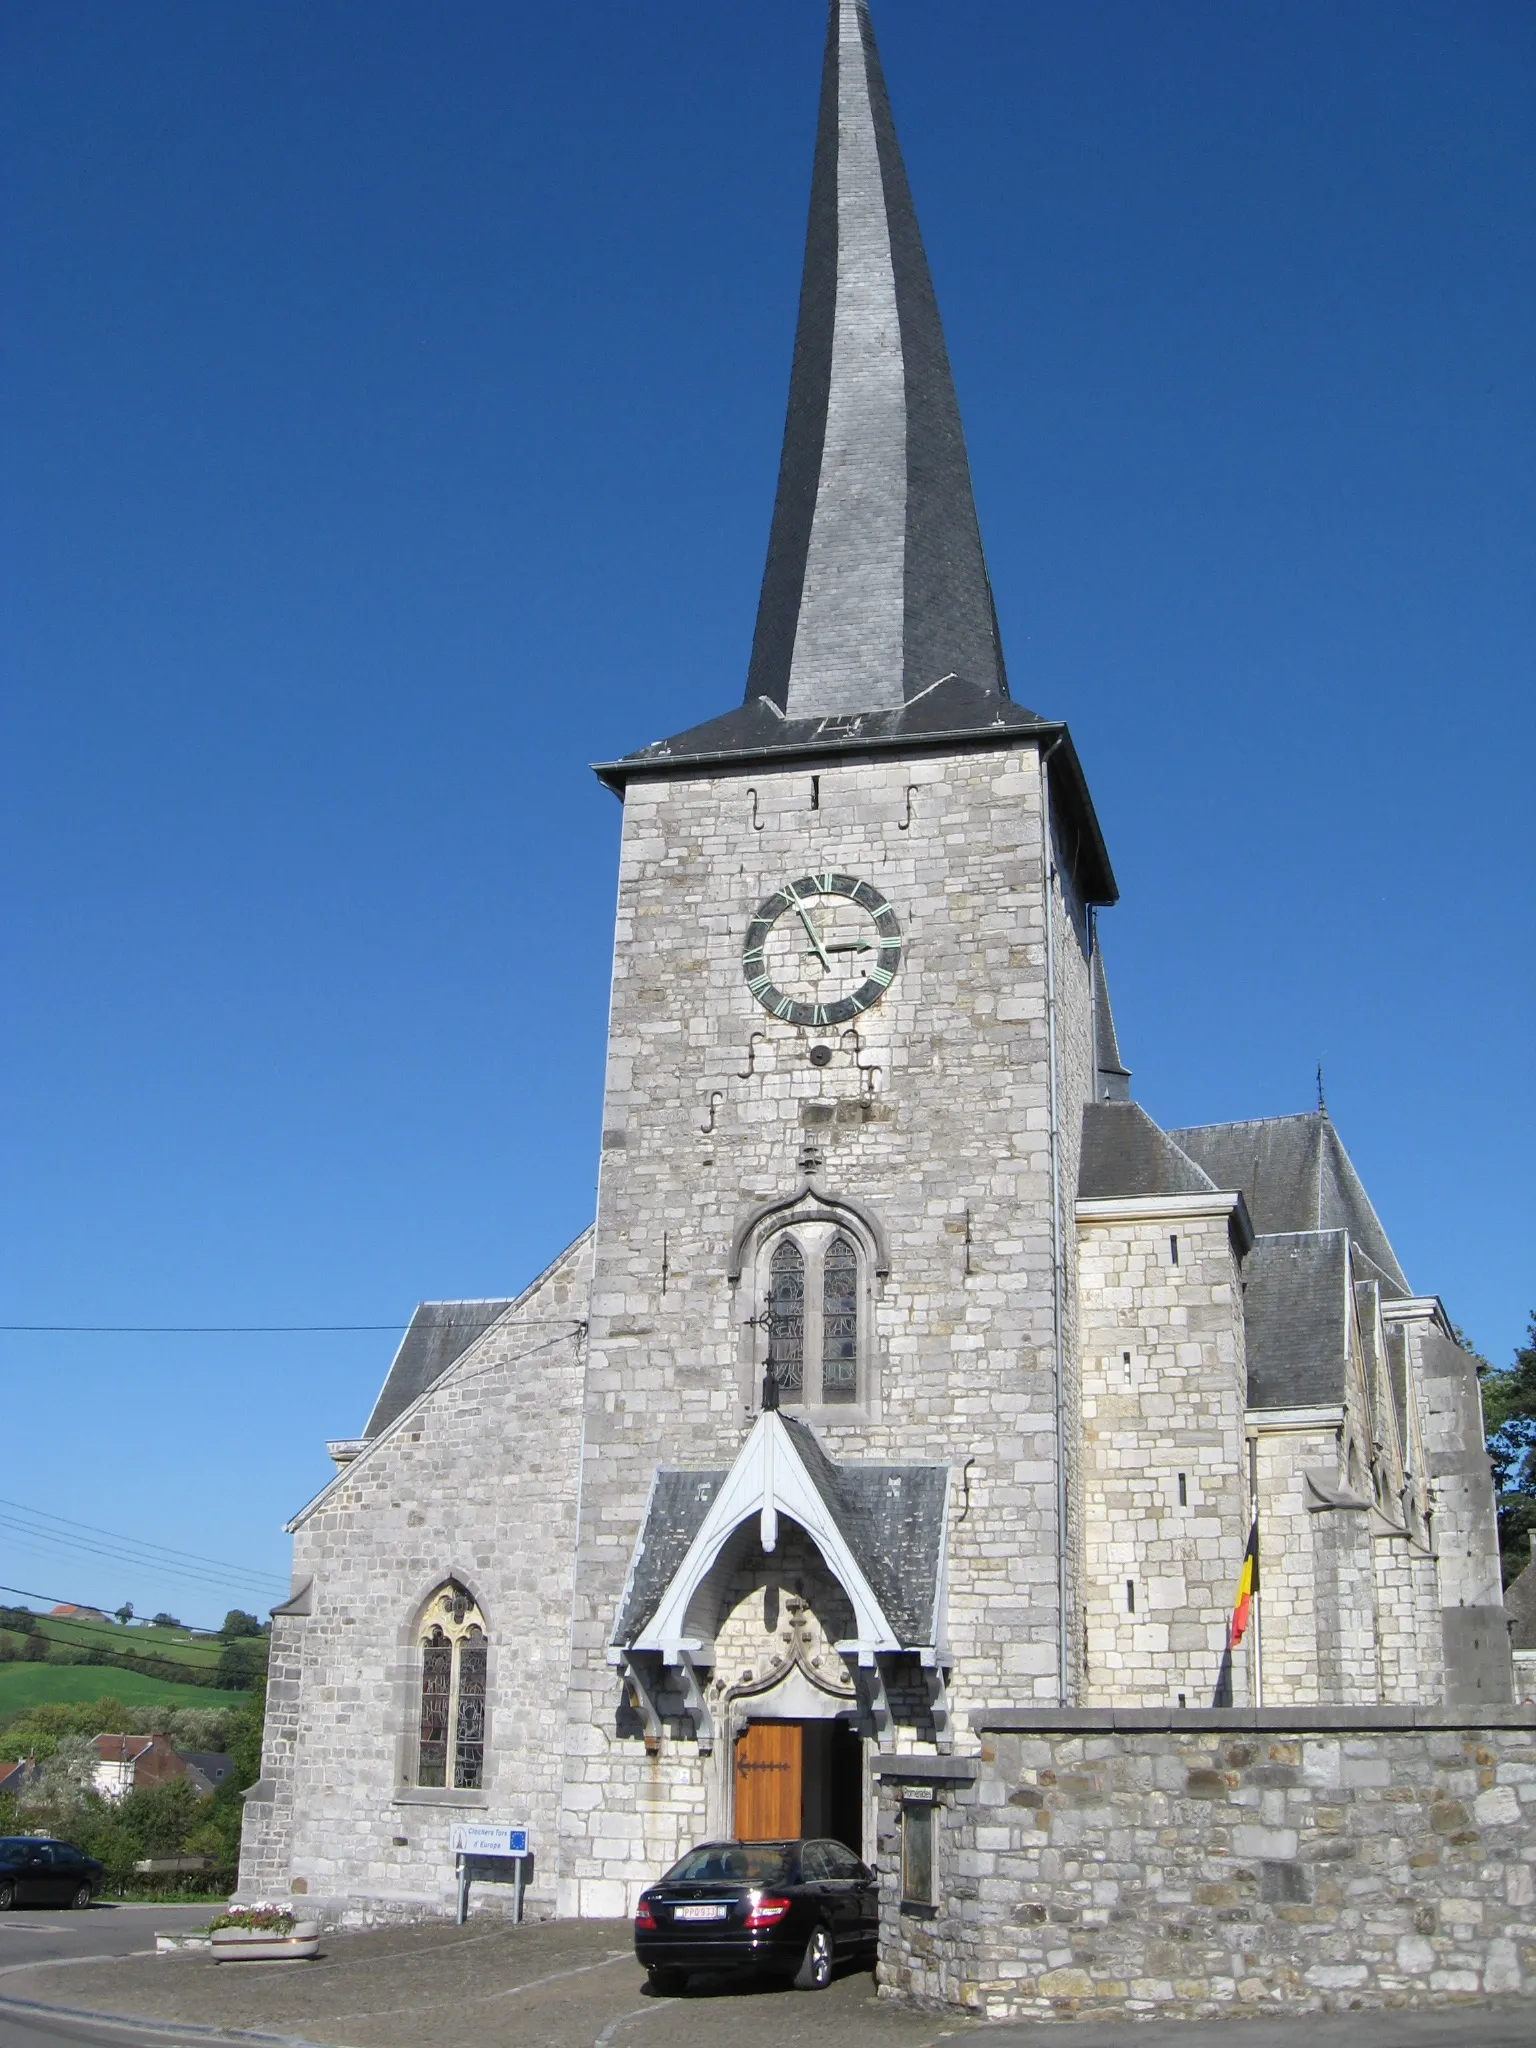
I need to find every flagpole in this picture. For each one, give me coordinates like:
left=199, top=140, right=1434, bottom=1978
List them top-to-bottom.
left=1248, top=1436, right=1263, bottom=1709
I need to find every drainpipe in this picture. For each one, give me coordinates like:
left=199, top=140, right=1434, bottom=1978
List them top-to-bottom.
left=1039, top=733, right=1070, bottom=1706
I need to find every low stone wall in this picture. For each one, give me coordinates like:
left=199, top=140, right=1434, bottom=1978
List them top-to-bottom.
left=873, top=1706, right=1536, bottom=2021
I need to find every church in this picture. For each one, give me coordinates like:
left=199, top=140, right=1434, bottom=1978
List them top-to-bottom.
left=239, top=0, right=1509, bottom=1927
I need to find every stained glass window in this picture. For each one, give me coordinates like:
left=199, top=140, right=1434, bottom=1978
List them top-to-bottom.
left=822, top=1235, right=858, bottom=1402
left=769, top=1237, right=805, bottom=1401
left=416, top=1583, right=488, bottom=1789
left=418, top=1628, right=452, bottom=1788
left=454, top=1629, right=487, bottom=1790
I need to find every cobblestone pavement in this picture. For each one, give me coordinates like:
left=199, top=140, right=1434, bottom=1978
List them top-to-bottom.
left=0, top=1918, right=1531, bottom=2048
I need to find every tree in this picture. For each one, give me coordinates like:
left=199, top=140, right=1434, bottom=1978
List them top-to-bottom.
left=1481, top=1311, right=1536, bottom=1586
left=115, top=1603, right=134, bottom=1626
left=219, top=1610, right=263, bottom=1641
left=150, top=1613, right=182, bottom=1630
left=23, top=1631, right=47, bottom=1663
left=216, top=1633, right=269, bottom=1690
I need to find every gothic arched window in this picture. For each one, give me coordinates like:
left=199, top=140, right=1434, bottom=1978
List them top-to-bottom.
left=749, top=1215, right=873, bottom=1412
left=821, top=1236, right=858, bottom=1403
left=768, top=1238, right=805, bottom=1401
left=416, top=1582, right=488, bottom=1790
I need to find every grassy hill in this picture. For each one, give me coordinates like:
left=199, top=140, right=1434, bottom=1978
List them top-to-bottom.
left=0, top=1610, right=265, bottom=1722
left=33, top=1614, right=226, bottom=1664
left=0, top=1663, right=250, bottom=1717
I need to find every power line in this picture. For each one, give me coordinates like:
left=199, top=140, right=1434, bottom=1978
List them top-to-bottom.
left=0, top=1322, right=410, bottom=1334
left=0, top=1497, right=287, bottom=1586
left=0, top=1517, right=284, bottom=1595
left=0, top=1533, right=283, bottom=1606
left=0, top=1582, right=234, bottom=1638
left=5, top=1615, right=237, bottom=1667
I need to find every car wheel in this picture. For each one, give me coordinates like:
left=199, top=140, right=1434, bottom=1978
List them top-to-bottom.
left=0, top=1881, right=14, bottom=1913
left=69, top=1884, right=93, bottom=1910
left=792, top=1922, right=834, bottom=1991
left=646, top=1965, right=687, bottom=1995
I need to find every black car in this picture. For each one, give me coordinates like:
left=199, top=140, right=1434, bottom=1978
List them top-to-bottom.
left=633, top=1837, right=878, bottom=1993
left=0, top=1838, right=103, bottom=1910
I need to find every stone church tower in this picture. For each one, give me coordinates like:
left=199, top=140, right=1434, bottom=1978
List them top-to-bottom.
left=239, top=0, right=1506, bottom=1924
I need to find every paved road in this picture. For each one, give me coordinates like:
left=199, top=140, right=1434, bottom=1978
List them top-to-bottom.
left=0, top=1903, right=213, bottom=1977
left=0, top=1905, right=219, bottom=2048
left=0, top=1912, right=1532, bottom=2048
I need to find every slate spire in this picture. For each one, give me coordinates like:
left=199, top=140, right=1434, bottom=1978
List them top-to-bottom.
left=745, top=0, right=1007, bottom=718
left=593, top=2, right=1119, bottom=910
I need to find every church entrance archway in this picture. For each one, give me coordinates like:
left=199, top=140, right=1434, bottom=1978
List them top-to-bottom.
left=733, top=1717, right=863, bottom=1854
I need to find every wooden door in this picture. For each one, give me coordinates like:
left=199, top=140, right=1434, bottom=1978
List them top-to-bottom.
left=734, top=1721, right=802, bottom=1840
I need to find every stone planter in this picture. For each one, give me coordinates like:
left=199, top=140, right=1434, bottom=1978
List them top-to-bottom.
left=210, top=1922, right=320, bottom=1964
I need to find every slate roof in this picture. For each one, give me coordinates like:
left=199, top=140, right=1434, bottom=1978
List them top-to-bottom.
left=748, top=0, right=1005, bottom=721
left=589, top=1, right=1116, bottom=907
left=596, top=696, right=1116, bottom=906
left=1092, top=950, right=1131, bottom=1101
left=1078, top=1101, right=1217, bottom=1202
left=1169, top=1112, right=1409, bottom=1294
left=359, top=1226, right=593, bottom=1441
left=1243, top=1230, right=1350, bottom=1411
left=363, top=1300, right=516, bottom=1440
left=780, top=1417, right=949, bottom=1646
left=611, top=1422, right=949, bottom=1653
left=610, top=1468, right=729, bottom=1651
left=179, top=1751, right=234, bottom=1793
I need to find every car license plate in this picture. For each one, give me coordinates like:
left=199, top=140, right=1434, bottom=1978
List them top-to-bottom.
left=673, top=1903, right=727, bottom=1921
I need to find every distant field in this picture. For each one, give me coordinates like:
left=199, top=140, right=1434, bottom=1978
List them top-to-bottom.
left=36, top=1616, right=225, bottom=1663
left=0, top=1664, right=250, bottom=1718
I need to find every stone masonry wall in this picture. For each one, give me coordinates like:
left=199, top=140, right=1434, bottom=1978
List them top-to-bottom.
left=560, top=742, right=1094, bottom=1913
left=1077, top=1208, right=1248, bottom=1710
left=239, top=1237, right=591, bottom=1922
left=1251, top=1425, right=1335, bottom=1706
left=875, top=1706, right=1536, bottom=2020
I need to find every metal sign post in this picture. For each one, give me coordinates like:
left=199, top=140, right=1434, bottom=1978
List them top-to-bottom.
left=450, top=1825, right=529, bottom=1925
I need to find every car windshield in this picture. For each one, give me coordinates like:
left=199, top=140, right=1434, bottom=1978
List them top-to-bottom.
left=663, top=1844, right=795, bottom=1886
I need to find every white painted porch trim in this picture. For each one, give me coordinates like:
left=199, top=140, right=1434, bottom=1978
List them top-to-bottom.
left=631, top=1410, right=902, bottom=1663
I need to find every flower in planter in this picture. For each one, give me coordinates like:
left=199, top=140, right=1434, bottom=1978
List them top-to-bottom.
left=209, top=1906, right=296, bottom=1935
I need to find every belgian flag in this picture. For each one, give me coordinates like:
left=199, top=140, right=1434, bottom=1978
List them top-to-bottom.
left=1229, top=1520, right=1259, bottom=1648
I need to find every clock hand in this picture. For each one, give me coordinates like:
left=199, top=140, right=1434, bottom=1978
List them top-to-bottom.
left=792, top=900, right=833, bottom=972
left=824, top=940, right=872, bottom=954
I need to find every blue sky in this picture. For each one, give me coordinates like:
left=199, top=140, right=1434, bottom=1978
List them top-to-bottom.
left=2, top=1, right=1531, bottom=1625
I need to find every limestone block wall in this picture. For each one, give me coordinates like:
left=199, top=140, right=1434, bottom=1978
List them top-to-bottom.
left=559, top=741, right=1095, bottom=1913
left=1076, top=1203, right=1248, bottom=1709
left=239, top=1239, right=590, bottom=1921
left=1387, top=1310, right=1510, bottom=1702
left=1409, top=1320, right=1505, bottom=1609
left=1250, top=1426, right=1333, bottom=1706
left=1311, top=1499, right=1383, bottom=1705
left=1374, top=1529, right=1444, bottom=1703
left=875, top=1706, right=1536, bottom=2021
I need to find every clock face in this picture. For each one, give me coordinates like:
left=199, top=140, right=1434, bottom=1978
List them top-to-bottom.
left=742, top=872, right=902, bottom=1028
